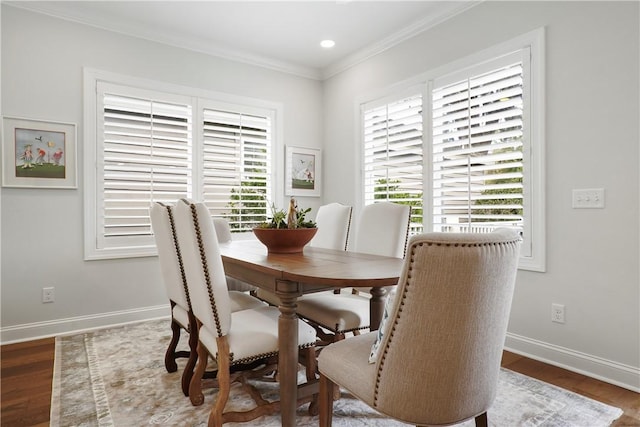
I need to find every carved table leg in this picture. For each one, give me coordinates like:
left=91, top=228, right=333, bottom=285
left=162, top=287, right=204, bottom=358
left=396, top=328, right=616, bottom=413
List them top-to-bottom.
left=276, top=279, right=300, bottom=427
left=369, top=287, right=388, bottom=331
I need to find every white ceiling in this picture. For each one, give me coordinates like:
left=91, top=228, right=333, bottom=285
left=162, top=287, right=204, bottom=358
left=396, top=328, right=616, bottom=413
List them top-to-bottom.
left=6, top=1, right=479, bottom=80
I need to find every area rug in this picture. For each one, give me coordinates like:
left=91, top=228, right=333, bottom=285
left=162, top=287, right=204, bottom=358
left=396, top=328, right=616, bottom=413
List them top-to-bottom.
left=50, top=319, right=623, bottom=426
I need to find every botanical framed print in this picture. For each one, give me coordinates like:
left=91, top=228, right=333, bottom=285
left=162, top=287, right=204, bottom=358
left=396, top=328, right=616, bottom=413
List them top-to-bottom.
left=2, top=117, right=77, bottom=189
left=285, top=146, right=321, bottom=197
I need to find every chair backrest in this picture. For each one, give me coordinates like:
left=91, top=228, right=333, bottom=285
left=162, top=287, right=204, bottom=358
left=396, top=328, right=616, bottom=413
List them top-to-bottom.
left=174, top=199, right=232, bottom=338
left=149, top=202, right=191, bottom=311
left=351, top=202, right=411, bottom=258
left=309, top=203, right=352, bottom=250
left=213, top=217, right=257, bottom=293
left=213, top=218, right=233, bottom=243
left=373, top=230, right=521, bottom=425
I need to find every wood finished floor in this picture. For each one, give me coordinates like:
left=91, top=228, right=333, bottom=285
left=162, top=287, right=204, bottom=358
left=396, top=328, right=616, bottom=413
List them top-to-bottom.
left=1, top=338, right=638, bottom=426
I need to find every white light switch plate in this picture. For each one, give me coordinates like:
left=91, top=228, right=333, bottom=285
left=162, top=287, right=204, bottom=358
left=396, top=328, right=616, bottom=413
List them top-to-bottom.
left=572, top=188, right=605, bottom=209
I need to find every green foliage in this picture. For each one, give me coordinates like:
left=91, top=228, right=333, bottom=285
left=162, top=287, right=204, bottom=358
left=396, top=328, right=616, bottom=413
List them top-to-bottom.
left=473, top=147, right=523, bottom=221
left=226, top=179, right=267, bottom=230
left=374, top=179, right=423, bottom=223
left=257, top=201, right=316, bottom=229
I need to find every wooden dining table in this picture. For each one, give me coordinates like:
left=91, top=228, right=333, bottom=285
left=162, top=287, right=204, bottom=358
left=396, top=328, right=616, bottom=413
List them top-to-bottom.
left=218, top=239, right=404, bottom=427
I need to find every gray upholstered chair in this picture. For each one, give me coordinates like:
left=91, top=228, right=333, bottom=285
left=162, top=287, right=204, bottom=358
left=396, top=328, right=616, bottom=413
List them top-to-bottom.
left=173, top=199, right=318, bottom=426
left=149, top=202, right=264, bottom=397
left=256, top=202, right=353, bottom=307
left=295, top=202, right=411, bottom=343
left=317, top=230, right=522, bottom=427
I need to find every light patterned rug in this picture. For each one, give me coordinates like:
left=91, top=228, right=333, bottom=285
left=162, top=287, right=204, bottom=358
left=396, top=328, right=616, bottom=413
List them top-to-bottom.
left=50, top=319, right=623, bottom=426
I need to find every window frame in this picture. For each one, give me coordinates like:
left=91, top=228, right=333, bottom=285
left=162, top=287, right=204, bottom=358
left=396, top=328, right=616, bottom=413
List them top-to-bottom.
left=357, top=28, right=545, bottom=271
left=84, top=68, right=283, bottom=260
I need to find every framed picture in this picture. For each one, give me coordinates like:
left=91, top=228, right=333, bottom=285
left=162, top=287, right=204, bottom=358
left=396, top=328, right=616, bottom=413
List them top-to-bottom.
left=2, top=117, right=77, bottom=189
left=285, top=146, right=321, bottom=197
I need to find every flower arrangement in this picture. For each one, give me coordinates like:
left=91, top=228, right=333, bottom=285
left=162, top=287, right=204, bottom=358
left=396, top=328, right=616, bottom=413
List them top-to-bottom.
left=256, top=198, right=316, bottom=229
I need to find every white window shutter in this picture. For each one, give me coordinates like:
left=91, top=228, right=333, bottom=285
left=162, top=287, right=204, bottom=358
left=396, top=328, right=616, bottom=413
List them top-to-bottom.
left=431, top=60, right=524, bottom=234
left=97, top=84, right=192, bottom=250
left=362, top=93, right=424, bottom=233
left=202, top=108, right=272, bottom=231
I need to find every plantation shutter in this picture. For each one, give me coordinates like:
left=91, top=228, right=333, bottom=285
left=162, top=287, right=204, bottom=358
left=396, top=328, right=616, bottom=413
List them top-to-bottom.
left=431, top=52, right=524, bottom=234
left=97, top=82, right=192, bottom=250
left=362, top=93, right=424, bottom=233
left=201, top=107, right=272, bottom=232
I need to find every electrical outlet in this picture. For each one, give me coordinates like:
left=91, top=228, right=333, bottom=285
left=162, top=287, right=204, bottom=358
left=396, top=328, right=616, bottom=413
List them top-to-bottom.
left=42, top=287, right=55, bottom=303
left=551, top=303, right=565, bottom=323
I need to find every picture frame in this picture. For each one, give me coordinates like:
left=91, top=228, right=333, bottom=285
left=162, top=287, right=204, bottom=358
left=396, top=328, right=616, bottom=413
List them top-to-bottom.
left=2, top=117, right=77, bottom=189
left=285, top=146, right=321, bottom=197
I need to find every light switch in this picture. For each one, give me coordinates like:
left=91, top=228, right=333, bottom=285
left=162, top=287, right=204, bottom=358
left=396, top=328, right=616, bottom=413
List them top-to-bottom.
left=572, top=188, right=605, bottom=209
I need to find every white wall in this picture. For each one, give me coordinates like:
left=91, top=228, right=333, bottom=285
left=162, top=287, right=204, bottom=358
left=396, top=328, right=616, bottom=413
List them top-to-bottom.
left=323, top=1, right=639, bottom=391
left=0, top=6, right=323, bottom=338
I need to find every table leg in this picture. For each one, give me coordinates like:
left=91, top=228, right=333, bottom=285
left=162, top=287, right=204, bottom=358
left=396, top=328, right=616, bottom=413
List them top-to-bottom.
left=276, top=279, right=299, bottom=427
left=369, top=287, right=388, bottom=331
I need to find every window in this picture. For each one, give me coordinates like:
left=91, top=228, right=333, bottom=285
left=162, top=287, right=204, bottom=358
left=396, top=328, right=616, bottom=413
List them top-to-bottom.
left=361, top=29, right=545, bottom=271
left=431, top=54, right=525, bottom=236
left=84, top=70, right=279, bottom=260
left=97, top=84, right=193, bottom=254
left=362, top=91, right=424, bottom=234
left=201, top=105, right=272, bottom=232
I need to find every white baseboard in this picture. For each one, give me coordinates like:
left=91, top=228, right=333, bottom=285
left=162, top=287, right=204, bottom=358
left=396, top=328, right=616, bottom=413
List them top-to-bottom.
left=0, top=305, right=170, bottom=345
left=505, top=332, right=640, bottom=393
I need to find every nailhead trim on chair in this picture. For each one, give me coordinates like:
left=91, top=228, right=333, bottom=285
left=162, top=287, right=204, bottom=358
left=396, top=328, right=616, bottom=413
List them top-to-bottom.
left=188, top=200, right=224, bottom=338
left=161, top=202, right=193, bottom=312
left=402, top=206, right=412, bottom=258
left=343, top=209, right=353, bottom=251
left=372, top=236, right=523, bottom=406
left=299, top=317, right=370, bottom=335
left=232, top=351, right=279, bottom=366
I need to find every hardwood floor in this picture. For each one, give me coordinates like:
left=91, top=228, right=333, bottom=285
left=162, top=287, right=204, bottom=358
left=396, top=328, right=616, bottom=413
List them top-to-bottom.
left=1, top=338, right=638, bottom=426
left=1, top=338, right=54, bottom=427
left=500, top=352, right=640, bottom=427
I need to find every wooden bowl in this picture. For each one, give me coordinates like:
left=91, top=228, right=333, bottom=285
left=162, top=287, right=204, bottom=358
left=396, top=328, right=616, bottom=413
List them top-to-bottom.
left=252, top=227, right=318, bottom=254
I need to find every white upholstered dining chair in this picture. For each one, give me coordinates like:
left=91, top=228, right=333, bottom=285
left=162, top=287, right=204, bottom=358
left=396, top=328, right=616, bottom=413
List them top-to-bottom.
left=173, top=199, right=318, bottom=426
left=149, top=202, right=264, bottom=397
left=295, top=202, right=411, bottom=343
left=309, top=202, right=353, bottom=250
left=213, top=217, right=257, bottom=294
left=318, top=230, right=522, bottom=427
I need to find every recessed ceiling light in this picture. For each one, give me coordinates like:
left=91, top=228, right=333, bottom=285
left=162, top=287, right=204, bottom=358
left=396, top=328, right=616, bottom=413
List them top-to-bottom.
left=320, top=40, right=336, bottom=49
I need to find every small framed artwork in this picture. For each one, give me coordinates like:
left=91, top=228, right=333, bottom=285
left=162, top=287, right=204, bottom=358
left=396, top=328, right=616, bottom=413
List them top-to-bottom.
left=2, top=117, right=77, bottom=189
left=285, top=146, right=321, bottom=197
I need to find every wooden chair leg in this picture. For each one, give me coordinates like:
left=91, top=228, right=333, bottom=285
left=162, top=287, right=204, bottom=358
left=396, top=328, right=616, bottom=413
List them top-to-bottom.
left=181, top=315, right=199, bottom=396
left=165, top=317, right=181, bottom=373
left=208, top=337, right=231, bottom=427
left=189, top=339, right=208, bottom=406
left=302, top=346, right=319, bottom=415
left=303, top=346, right=317, bottom=382
left=319, top=374, right=335, bottom=427
left=475, top=412, right=488, bottom=427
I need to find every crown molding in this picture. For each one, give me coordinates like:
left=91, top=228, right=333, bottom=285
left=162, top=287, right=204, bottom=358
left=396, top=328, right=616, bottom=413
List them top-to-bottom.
left=4, top=1, right=322, bottom=80
left=5, top=1, right=479, bottom=81
left=321, top=1, right=480, bottom=79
